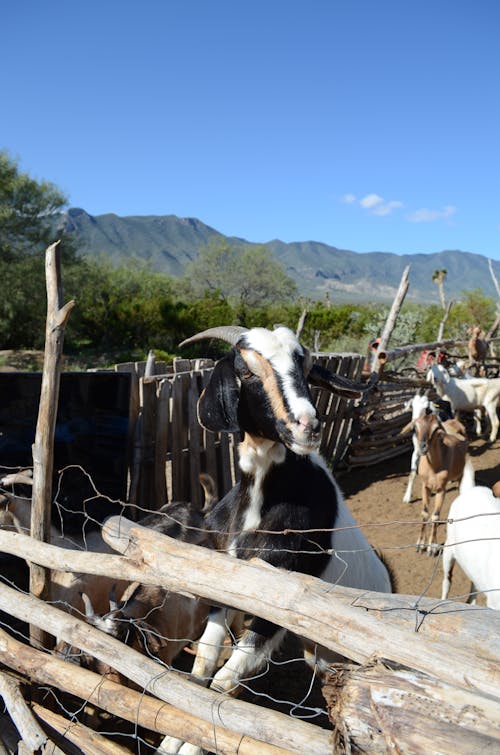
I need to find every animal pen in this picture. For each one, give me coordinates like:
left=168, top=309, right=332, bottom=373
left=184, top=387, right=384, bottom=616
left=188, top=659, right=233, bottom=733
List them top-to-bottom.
left=0, top=245, right=499, bottom=753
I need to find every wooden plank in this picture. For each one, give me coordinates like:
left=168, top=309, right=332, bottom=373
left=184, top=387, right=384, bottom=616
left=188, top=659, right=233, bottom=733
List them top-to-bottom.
left=325, top=355, right=360, bottom=464
left=173, top=357, right=191, bottom=374
left=201, top=371, right=219, bottom=496
left=170, top=374, right=186, bottom=502
left=188, top=376, right=202, bottom=508
left=137, top=379, right=158, bottom=509
left=154, top=379, right=171, bottom=506
left=219, top=432, right=233, bottom=495
left=346, top=443, right=412, bottom=466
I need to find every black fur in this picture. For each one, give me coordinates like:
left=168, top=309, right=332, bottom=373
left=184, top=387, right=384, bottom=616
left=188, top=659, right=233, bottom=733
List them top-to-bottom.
left=207, top=451, right=336, bottom=576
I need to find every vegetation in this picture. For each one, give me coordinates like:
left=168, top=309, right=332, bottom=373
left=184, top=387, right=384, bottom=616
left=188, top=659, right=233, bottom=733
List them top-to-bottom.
left=1, top=152, right=497, bottom=368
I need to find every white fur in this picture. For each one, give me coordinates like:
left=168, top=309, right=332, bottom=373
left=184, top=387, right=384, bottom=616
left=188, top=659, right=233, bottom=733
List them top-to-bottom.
left=244, top=327, right=318, bottom=427
left=427, top=364, right=500, bottom=442
left=403, top=392, right=430, bottom=504
left=442, top=486, right=500, bottom=609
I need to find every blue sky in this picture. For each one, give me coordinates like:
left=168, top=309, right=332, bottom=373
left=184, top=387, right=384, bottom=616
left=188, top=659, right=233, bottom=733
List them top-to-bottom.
left=2, top=1, right=499, bottom=257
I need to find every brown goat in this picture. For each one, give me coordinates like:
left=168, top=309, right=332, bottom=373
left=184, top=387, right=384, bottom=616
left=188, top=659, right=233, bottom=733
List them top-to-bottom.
left=468, top=326, right=488, bottom=375
left=411, top=412, right=473, bottom=555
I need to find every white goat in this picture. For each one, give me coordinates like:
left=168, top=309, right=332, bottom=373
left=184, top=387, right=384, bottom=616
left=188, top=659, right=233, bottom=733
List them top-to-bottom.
left=427, top=363, right=500, bottom=442
left=402, top=390, right=431, bottom=504
left=441, top=484, right=500, bottom=609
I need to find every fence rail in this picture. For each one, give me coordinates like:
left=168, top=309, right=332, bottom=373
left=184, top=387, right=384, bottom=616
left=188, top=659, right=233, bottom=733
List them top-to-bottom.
left=118, top=354, right=428, bottom=510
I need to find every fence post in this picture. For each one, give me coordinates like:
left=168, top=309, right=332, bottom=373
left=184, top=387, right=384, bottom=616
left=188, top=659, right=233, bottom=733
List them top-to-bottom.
left=30, top=241, right=75, bottom=649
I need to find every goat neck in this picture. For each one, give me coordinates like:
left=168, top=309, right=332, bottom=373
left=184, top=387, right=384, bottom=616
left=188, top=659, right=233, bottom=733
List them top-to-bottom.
left=238, top=433, right=286, bottom=476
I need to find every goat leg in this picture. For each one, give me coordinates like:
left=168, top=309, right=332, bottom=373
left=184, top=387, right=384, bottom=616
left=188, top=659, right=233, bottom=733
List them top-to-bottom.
left=416, top=487, right=431, bottom=552
left=427, top=492, right=445, bottom=556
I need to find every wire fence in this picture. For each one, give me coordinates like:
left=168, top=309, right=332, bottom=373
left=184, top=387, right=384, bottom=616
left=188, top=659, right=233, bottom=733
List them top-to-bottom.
left=1, top=456, right=499, bottom=753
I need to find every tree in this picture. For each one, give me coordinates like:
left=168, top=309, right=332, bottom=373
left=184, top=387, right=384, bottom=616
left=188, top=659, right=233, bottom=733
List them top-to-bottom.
left=0, top=151, right=69, bottom=260
left=0, top=152, right=83, bottom=348
left=184, top=241, right=297, bottom=321
left=432, top=269, right=447, bottom=309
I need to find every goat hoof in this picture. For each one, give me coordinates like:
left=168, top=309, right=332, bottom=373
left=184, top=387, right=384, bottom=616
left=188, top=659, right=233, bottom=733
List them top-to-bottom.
left=210, top=668, right=240, bottom=695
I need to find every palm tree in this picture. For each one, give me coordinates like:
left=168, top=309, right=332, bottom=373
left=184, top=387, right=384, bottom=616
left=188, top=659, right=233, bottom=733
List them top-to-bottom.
left=432, top=269, right=447, bottom=309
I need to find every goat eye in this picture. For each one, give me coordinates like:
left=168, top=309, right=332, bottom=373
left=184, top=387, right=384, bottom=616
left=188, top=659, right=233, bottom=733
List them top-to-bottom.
left=241, top=370, right=255, bottom=380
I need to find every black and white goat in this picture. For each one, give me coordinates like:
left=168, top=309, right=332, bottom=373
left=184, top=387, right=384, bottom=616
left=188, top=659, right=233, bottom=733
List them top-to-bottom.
left=160, top=325, right=391, bottom=754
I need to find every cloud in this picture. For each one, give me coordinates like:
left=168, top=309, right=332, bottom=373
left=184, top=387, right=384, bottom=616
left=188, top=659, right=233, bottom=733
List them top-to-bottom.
left=341, top=192, right=457, bottom=223
left=342, top=192, right=403, bottom=216
left=359, top=193, right=384, bottom=209
left=371, top=200, right=404, bottom=216
left=406, top=205, right=457, bottom=223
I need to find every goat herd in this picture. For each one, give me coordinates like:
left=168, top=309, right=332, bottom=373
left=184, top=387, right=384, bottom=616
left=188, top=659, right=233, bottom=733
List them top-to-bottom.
left=1, top=325, right=499, bottom=754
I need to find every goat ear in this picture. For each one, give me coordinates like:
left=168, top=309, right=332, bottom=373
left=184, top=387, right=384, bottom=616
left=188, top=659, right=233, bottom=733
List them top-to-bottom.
left=198, top=354, right=241, bottom=432
left=308, top=363, right=375, bottom=399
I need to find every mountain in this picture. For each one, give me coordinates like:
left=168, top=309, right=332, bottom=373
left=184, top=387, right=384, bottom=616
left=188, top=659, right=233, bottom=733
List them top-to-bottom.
left=61, top=208, right=499, bottom=305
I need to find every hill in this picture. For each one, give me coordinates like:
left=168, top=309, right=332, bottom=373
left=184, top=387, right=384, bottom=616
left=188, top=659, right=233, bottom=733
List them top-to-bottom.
left=61, top=208, right=499, bottom=304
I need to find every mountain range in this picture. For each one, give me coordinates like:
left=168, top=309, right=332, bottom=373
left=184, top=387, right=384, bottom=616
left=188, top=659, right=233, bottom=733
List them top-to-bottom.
left=61, top=207, right=500, bottom=305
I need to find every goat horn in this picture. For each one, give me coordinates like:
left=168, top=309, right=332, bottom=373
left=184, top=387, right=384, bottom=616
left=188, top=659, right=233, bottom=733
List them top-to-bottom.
left=179, top=325, right=248, bottom=348
left=401, top=419, right=415, bottom=434
left=118, top=581, right=142, bottom=605
left=109, top=584, right=119, bottom=613
left=80, top=592, right=94, bottom=619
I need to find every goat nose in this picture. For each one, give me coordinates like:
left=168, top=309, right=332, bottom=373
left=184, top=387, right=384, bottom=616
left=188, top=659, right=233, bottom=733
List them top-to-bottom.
left=297, top=414, right=319, bottom=434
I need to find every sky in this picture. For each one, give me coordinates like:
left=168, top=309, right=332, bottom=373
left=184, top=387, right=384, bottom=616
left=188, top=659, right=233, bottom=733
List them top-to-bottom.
left=2, top=1, right=499, bottom=258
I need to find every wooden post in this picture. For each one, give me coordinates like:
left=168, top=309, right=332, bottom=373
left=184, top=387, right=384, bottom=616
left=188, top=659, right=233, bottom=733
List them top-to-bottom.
left=30, top=241, right=75, bottom=648
left=370, top=265, right=410, bottom=372
left=436, top=299, right=454, bottom=341
left=296, top=308, right=308, bottom=340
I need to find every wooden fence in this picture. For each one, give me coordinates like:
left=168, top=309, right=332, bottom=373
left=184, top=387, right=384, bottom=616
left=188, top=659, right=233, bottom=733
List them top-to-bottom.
left=118, top=354, right=426, bottom=511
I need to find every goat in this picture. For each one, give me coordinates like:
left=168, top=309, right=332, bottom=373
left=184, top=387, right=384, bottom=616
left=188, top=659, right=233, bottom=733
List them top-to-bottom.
left=159, top=325, right=391, bottom=754
left=468, top=325, right=488, bottom=375
left=427, top=363, right=500, bottom=442
left=402, top=390, right=431, bottom=504
left=402, top=391, right=455, bottom=504
left=403, top=411, right=473, bottom=555
left=0, top=477, right=213, bottom=657
left=441, top=484, right=500, bottom=609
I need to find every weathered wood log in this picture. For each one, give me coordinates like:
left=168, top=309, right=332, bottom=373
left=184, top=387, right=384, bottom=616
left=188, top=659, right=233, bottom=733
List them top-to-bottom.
left=30, top=241, right=75, bottom=648
left=370, top=265, right=410, bottom=372
left=296, top=308, right=308, bottom=339
left=382, top=337, right=470, bottom=363
left=351, top=433, right=411, bottom=450
left=346, top=444, right=413, bottom=466
left=1, top=524, right=499, bottom=701
left=0, top=581, right=332, bottom=754
left=0, top=626, right=292, bottom=755
left=323, top=661, right=500, bottom=753
left=0, top=670, right=47, bottom=752
left=32, top=703, right=129, bottom=754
